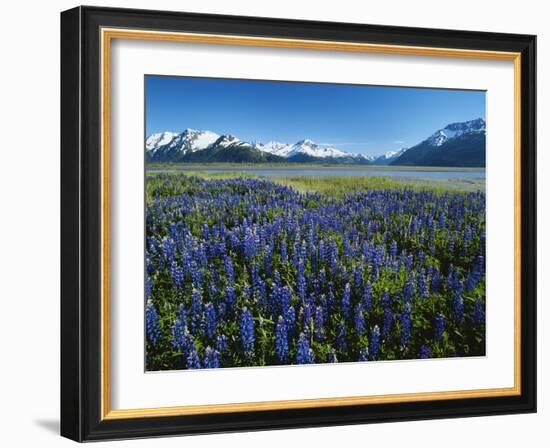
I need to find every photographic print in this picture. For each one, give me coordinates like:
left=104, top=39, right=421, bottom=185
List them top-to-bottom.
left=61, top=9, right=536, bottom=440
left=144, top=76, right=487, bottom=371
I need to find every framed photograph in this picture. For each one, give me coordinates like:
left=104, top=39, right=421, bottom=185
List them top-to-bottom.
left=60, top=6, right=536, bottom=442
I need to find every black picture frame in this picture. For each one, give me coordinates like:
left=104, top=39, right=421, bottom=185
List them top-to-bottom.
left=61, top=5, right=536, bottom=442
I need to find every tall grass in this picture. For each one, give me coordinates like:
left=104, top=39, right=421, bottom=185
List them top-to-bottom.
left=146, top=171, right=484, bottom=199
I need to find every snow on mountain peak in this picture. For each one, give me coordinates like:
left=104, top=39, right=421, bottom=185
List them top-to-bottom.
left=146, top=118, right=482, bottom=163
left=427, top=118, right=485, bottom=147
left=145, top=128, right=220, bottom=155
left=180, top=129, right=220, bottom=152
left=145, top=131, right=179, bottom=152
left=213, top=134, right=243, bottom=148
left=256, top=138, right=358, bottom=159
left=286, top=139, right=352, bottom=159
left=258, top=141, right=294, bottom=157
left=372, top=147, right=408, bottom=165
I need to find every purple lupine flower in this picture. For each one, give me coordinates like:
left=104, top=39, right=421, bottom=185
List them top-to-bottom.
left=146, top=176, right=487, bottom=370
left=438, top=212, right=446, bottom=229
left=243, top=228, right=257, bottom=259
left=292, top=236, right=300, bottom=268
left=162, top=237, right=176, bottom=266
left=343, top=238, right=351, bottom=259
left=280, top=239, right=288, bottom=263
left=318, top=239, right=326, bottom=264
left=300, top=240, right=307, bottom=263
left=389, top=240, right=398, bottom=259
left=263, top=244, right=274, bottom=277
left=405, top=253, right=414, bottom=271
left=224, top=255, right=234, bottom=286
left=476, top=255, right=485, bottom=274
left=296, top=259, right=306, bottom=302
left=170, top=261, right=184, bottom=291
left=190, top=261, right=202, bottom=289
left=447, top=264, right=455, bottom=290
left=319, top=268, right=326, bottom=286
left=418, top=269, right=429, bottom=299
left=273, top=270, right=281, bottom=287
left=466, top=270, right=479, bottom=291
left=145, top=274, right=151, bottom=299
left=402, top=276, right=415, bottom=302
left=254, top=277, right=267, bottom=308
left=363, top=281, right=372, bottom=311
left=327, top=282, right=336, bottom=314
left=341, top=283, right=351, bottom=320
left=268, top=284, right=280, bottom=316
left=225, top=286, right=236, bottom=309
left=279, top=286, right=291, bottom=316
left=190, top=289, right=203, bottom=334
left=381, top=289, right=390, bottom=308
left=452, top=289, right=464, bottom=322
left=472, top=300, right=485, bottom=324
left=146, top=301, right=162, bottom=347
left=217, top=301, right=227, bottom=320
left=204, top=302, right=217, bottom=339
left=300, top=303, right=313, bottom=337
left=400, top=303, right=411, bottom=347
left=354, top=304, right=366, bottom=336
left=171, top=305, right=187, bottom=351
left=284, top=305, right=296, bottom=337
left=314, top=305, right=325, bottom=341
left=382, top=306, right=393, bottom=337
left=239, top=307, right=255, bottom=354
left=434, top=313, right=445, bottom=341
left=275, top=316, right=289, bottom=363
left=171, top=317, right=186, bottom=354
left=336, top=323, right=347, bottom=352
left=369, top=326, right=381, bottom=360
left=296, top=333, right=313, bottom=364
left=215, top=334, right=228, bottom=355
left=418, top=345, right=432, bottom=359
left=187, top=347, right=201, bottom=369
left=202, top=347, right=220, bottom=369
left=358, top=347, right=369, bottom=362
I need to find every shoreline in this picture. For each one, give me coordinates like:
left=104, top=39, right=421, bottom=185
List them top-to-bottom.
left=145, top=163, right=485, bottom=173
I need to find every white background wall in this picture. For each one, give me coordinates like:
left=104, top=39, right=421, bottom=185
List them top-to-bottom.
left=0, top=0, right=546, bottom=446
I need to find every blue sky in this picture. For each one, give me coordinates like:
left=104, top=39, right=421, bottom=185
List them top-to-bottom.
left=145, top=75, right=485, bottom=157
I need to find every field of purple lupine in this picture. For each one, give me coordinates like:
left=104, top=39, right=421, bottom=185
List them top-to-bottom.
left=145, top=174, right=485, bottom=371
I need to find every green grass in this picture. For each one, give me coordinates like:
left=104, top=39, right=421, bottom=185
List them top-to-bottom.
left=146, top=170, right=484, bottom=196
left=274, top=175, right=484, bottom=195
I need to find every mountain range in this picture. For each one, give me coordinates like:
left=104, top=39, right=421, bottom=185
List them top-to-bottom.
left=145, top=118, right=486, bottom=167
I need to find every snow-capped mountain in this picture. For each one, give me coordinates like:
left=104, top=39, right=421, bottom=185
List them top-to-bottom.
left=145, top=118, right=485, bottom=166
left=391, top=118, right=486, bottom=167
left=425, top=118, right=486, bottom=147
left=146, top=128, right=220, bottom=161
left=146, top=130, right=372, bottom=164
left=145, top=131, right=179, bottom=152
left=211, top=134, right=245, bottom=148
left=257, top=139, right=373, bottom=162
left=284, top=139, right=353, bottom=159
left=256, top=141, right=294, bottom=158
left=373, top=148, right=408, bottom=165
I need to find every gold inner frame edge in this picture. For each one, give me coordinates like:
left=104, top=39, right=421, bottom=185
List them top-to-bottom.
left=100, top=27, right=522, bottom=420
